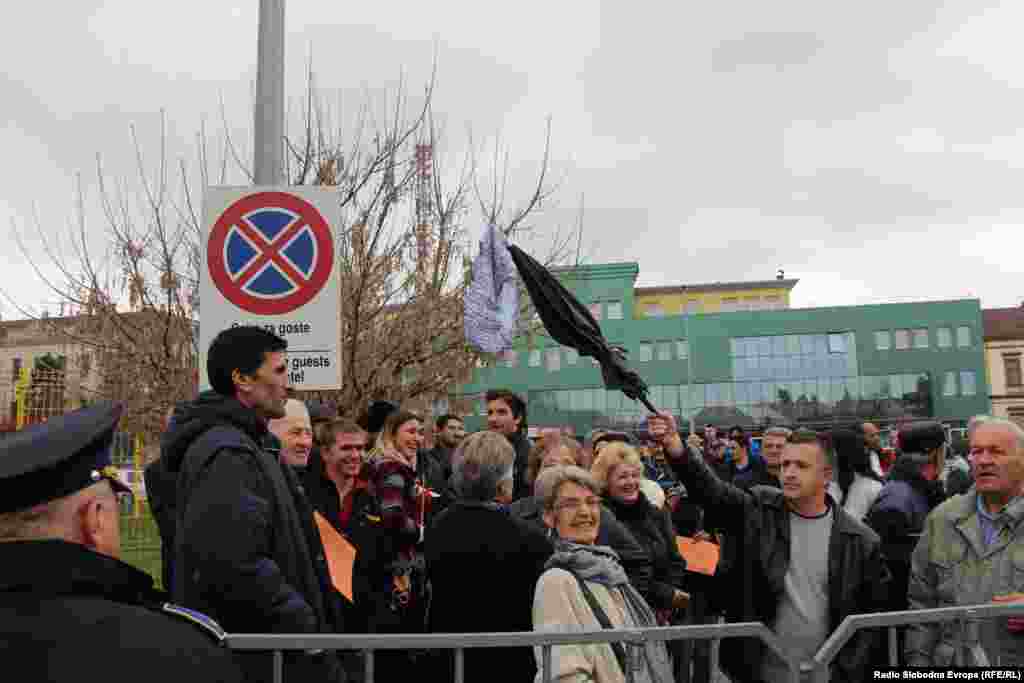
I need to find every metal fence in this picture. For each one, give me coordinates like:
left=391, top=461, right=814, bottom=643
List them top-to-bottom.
left=226, top=602, right=1024, bottom=683
left=228, top=621, right=800, bottom=683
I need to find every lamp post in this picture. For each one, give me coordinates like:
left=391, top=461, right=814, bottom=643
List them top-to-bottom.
left=254, top=0, right=285, bottom=185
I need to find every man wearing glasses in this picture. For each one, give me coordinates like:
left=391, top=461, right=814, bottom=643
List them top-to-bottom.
left=0, top=402, right=241, bottom=682
left=649, top=412, right=888, bottom=683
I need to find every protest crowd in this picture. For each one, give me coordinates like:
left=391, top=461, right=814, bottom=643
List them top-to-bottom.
left=3, top=323, right=1024, bottom=683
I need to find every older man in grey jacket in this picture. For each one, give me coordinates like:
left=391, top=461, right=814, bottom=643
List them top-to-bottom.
left=906, top=416, right=1024, bottom=667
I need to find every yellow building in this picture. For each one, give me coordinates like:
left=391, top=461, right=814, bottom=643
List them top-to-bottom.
left=633, top=278, right=799, bottom=319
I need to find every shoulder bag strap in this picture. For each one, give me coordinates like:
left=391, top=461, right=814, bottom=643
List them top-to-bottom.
left=566, top=570, right=629, bottom=677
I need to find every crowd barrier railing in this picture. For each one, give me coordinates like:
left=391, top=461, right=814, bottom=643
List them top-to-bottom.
left=812, top=601, right=1024, bottom=677
left=226, top=602, right=1024, bottom=683
left=227, top=621, right=800, bottom=683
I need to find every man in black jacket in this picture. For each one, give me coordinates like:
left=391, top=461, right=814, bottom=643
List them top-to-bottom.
left=158, top=326, right=345, bottom=683
left=485, top=388, right=531, bottom=501
left=0, top=402, right=241, bottom=683
left=649, top=413, right=889, bottom=683
left=424, top=414, right=465, bottom=488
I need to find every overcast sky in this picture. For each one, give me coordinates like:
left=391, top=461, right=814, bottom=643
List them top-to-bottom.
left=2, top=0, right=1022, bottom=319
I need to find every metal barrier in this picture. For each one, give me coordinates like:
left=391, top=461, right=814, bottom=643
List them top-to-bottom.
left=812, top=601, right=1024, bottom=677
left=226, top=602, right=1024, bottom=683
left=228, top=621, right=801, bottom=683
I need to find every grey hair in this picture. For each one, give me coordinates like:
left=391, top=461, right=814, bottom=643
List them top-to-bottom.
left=968, top=415, right=1024, bottom=451
left=763, top=427, right=792, bottom=439
left=450, top=431, right=516, bottom=502
left=536, top=465, right=600, bottom=512
left=0, top=481, right=112, bottom=542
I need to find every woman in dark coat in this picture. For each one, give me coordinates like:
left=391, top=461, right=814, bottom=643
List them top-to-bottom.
left=426, top=431, right=553, bottom=683
left=593, top=442, right=689, bottom=620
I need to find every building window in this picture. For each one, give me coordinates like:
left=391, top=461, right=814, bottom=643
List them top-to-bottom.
left=763, top=295, right=782, bottom=310
left=720, top=297, right=740, bottom=312
left=742, top=297, right=761, bottom=311
left=683, top=299, right=701, bottom=314
left=606, top=301, right=623, bottom=320
left=588, top=303, right=602, bottom=321
left=644, top=303, right=664, bottom=318
left=956, top=326, right=972, bottom=348
left=936, top=327, right=952, bottom=349
left=912, top=328, right=929, bottom=349
left=894, top=329, right=910, bottom=350
left=875, top=331, right=891, bottom=351
left=827, top=333, right=847, bottom=354
left=676, top=340, right=689, bottom=359
left=656, top=341, right=673, bottom=362
left=637, top=343, right=653, bottom=363
left=565, top=347, right=579, bottom=366
left=545, top=348, right=561, bottom=372
left=528, top=349, right=541, bottom=367
left=502, top=350, right=519, bottom=368
left=1005, top=353, right=1023, bottom=388
left=959, top=370, right=977, bottom=396
left=942, top=371, right=957, bottom=397
left=1009, top=407, right=1024, bottom=428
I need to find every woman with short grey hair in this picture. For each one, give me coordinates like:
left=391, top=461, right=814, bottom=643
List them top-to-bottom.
left=426, top=431, right=553, bottom=683
left=449, top=431, right=517, bottom=503
left=532, top=465, right=673, bottom=683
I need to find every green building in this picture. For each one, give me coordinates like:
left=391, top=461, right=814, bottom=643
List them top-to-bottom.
left=456, top=262, right=990, bottom=437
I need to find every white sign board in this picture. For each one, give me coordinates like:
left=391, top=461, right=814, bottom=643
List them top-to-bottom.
left=200, top=187, right=342, bottom=390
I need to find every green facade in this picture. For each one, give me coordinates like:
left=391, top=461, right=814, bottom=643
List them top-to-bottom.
left=457, top=263, right=990, bottom=436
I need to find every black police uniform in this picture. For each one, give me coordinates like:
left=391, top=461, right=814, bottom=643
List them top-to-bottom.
left=0, top=402, right=241, bottom=683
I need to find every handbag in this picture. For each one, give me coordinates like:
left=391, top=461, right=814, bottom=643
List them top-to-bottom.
left=566, top=570, right=630, bottom=677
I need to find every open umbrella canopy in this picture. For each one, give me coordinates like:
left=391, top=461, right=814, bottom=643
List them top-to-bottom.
left=506, top=244, right=656, bottom=413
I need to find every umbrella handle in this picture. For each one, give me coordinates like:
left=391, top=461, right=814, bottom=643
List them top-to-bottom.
left=639, top=395, right=660, bottom=415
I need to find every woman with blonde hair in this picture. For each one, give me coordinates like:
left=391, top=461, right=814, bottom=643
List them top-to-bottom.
left=509, top=434, right=656, bottom=603
left=592, top=443, right=689, bottom=623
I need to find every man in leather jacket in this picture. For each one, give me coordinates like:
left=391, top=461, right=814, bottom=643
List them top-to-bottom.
left=649, top=413, right=889, bottom=683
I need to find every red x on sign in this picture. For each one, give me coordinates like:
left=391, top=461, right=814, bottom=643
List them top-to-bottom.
left=207, top=192, right=335, bottom=315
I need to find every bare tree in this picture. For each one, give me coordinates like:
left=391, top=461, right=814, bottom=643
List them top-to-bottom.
left=6, top=68, right=579, bottom=439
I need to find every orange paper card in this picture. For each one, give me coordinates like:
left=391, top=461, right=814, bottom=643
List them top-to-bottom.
left=313, top=511, right=357, bottom=602
left=675, top=536, right=720, bottom=576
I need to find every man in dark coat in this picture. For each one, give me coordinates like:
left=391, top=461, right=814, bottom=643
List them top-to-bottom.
left=158, top=326, right=346, bottom=683
left=485, top=388, right=531, bottom=501
left=0, top=402, right=240, bottom=683
left=650, top=413, right=889, bottom=683
left=423, top=414, right=465, bottom=490
left=865, top=422, right=947, bottom=614
left=427, top=431, right=554, bottom=683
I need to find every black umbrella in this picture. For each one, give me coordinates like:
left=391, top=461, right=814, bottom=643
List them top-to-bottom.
left=506, top=245, right=658, bottom=414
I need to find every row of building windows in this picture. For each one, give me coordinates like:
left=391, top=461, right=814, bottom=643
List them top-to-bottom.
left=642, top=295, right=785, bottom=318
left=874, top=326, right=972, bottom=351
left=501, top=340, right=691, bottom=372
left=461, top=370, right=979, bottom=418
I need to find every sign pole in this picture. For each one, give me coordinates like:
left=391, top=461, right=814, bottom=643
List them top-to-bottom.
left=254, top=0, right=285, bottom=185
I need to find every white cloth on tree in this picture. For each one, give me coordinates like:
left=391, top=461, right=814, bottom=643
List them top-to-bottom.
left=464, top=223, right=518, bottom=353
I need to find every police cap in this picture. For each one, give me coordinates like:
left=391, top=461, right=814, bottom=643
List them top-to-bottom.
left=0, top=402, right=131, bottom=514
left=898, top=421, right=946, bottom=455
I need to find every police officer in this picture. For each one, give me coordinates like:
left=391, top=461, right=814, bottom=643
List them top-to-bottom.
left=0, top=402, right=241, bottom=683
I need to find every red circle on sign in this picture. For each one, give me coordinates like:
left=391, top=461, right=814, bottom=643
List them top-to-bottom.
left=207, top=192, right=334, bottom=315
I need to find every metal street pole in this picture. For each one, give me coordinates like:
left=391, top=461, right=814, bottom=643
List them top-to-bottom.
left=254, top=0, right=285, bottom=185
left=685, top=308, right=695, bottom=434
